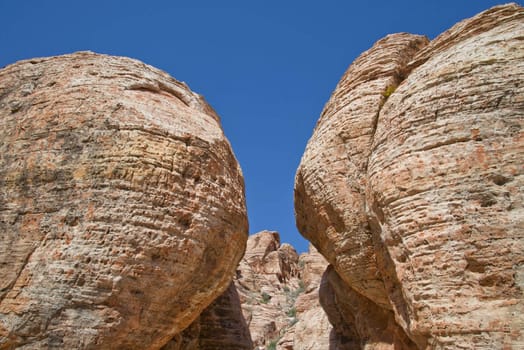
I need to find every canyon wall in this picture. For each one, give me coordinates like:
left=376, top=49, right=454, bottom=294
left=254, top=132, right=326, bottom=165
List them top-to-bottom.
left=295, top=4, right=524, bottom=349
left=0, top=52, right=248, bottom=349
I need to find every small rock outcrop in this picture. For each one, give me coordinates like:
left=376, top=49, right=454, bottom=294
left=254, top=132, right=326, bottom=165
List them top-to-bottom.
left=295, top=4, right=523, bottom=349
left=0, top=52, right=248, bottom=349
left=232, top=231, right=331, bottom=350
left=235, top=231, right=302, bottom=349
left=170, top=232, right=331, bottom=350
left=281, top=245, right=332, bottom=350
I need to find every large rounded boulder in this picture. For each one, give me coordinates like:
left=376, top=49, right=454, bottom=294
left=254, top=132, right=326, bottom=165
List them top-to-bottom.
left=295, top=4, right=523, bottom=348
left=0, top=52, right=248, bottom=349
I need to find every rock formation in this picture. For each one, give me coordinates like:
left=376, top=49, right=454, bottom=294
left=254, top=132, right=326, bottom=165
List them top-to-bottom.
left=295, top=3, right=523, bottom=349
left=0, top=52, right=248, bottom=349
left=234, top=230, right=302, bottom=349
left=167, top=231, right=331, bottom=350
left=226, top=231, right=330, bottom=350
left=281, top=245, right=332, bottom=350
left=161, top=282, right=253, bottom=350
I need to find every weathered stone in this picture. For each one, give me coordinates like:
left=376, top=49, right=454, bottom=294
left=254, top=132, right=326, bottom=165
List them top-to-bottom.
left=295, top=3, right=524, bottom=349
left=367, top=4, right=524, bottom=348
left=295, top=31, right=429, bottom=309
left=0, top=52, right=248, bottom=349
left=231, top=231, right=332, bottom=350
left=234, top=231, right=302, bottom=349
left=285, top=245, right=332, bottom=350
left=162, top=283, right=253, bottom=350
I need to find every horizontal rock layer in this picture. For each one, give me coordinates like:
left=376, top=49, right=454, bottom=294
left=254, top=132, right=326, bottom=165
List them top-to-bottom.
left=295, top=4, right=524, bottom=349
left=0, top=52, right=248, bottom=349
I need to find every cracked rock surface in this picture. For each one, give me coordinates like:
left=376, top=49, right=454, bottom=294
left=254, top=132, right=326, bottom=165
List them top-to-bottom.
left=295, top=4, right=524, bottom=349
left=0, top=52, right=248, bottom=349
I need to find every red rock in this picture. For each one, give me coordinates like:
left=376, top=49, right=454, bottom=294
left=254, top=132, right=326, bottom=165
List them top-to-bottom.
left=161, top=283, right=253, bottom=350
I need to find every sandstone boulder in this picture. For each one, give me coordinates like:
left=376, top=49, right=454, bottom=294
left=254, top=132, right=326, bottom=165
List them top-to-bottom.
left=295, top=4, right=523, bottom=349
left=0, top=52, right=248, bottom=349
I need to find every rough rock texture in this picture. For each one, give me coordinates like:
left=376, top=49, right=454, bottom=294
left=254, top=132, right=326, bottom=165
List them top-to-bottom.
left=295, top=4, right=523, bottom=349
left=295, top=30, right=428, bottom=350
left=296, top=31, right=429, bottom=310
left=0, top=52, right=248, bottom=349
left=232, top=231, right=331, bottom=350
left=234, top=231, right=302, bottom=349
left=170, top=233, right=331, bottom=350
left=280, top=245, right=332, bottom=350
left=320, top=265, right=417, bottom=350
left=161, top=283, right=253, bottom=350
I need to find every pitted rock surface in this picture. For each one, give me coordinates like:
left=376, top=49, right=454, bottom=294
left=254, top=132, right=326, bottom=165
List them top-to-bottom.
left=295, top=4, right=523, bottom=349
left=295, top=32, right=429, bottom=310
left=0, top=52, right=248, bottom=349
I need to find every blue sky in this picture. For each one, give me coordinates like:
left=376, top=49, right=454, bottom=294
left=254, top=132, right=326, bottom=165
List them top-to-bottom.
left=1, top=1, right=517, bottom=253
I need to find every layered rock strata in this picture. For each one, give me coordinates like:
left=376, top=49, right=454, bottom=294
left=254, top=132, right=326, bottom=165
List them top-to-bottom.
left=295, top=4, right=523, bottom=349
left=0, top=52, right=248, bottom=349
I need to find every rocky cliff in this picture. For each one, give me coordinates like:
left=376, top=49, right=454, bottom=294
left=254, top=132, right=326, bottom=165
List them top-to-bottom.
left=295, top=3, right=523, bottom=349
left=0, top=52, right=248, bottom=349
left=169, top=230, right=331, bottom=350
left=234, top=231, right=331, bottom=350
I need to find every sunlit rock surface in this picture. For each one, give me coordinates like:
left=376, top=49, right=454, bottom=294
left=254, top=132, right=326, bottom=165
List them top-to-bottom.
left=295, top=4, right=524, bottom=349
left=0, top=52, right=248, bottom=349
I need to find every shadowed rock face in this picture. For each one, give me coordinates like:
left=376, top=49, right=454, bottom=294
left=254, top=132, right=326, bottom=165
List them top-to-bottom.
left=295, top=4, right=524, bottom=349
left=0, top=52, right=248, bottom=349
left=174, top=231, right=334, bottom=350
left=320, top=265, right=417, bottom=350
left=161, top=283, right=253, bottom=350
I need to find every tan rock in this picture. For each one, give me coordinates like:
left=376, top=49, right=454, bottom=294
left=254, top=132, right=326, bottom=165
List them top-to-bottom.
left=295, top=3, right=524, bottom=349
left=367, top=4, right=524, bottom=348
left=295, top=31, right=429, bottom=309
left=0, top=52, right=248, bottom=349
left=234, top=231, right=301, bottom=349
left=234, top=232, right=331, bottom=350
left=286, top=245, right=332, bottom=350
left=320, top=266, right=416, bottom=350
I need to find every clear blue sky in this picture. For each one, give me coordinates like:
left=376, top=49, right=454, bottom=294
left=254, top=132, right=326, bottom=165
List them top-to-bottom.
left=1, top=1, right=517, bottom=253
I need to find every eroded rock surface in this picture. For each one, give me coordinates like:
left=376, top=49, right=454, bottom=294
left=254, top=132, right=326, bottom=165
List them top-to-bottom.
left=295, top=4, right=523, bottom=349
left=0, top=52, right=248, bottom=349
left=230, top=231, right=331, bottom=350
left=234, top=231, right=302, bottom=349
left=169, top=233, right=331, bottom=350
left=281, top=245, right=332, bottom=350
left=320, top=266, right=417, bottom=350
left=161, top=283, right=253, bottom=350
